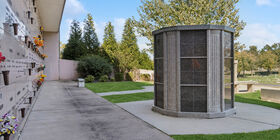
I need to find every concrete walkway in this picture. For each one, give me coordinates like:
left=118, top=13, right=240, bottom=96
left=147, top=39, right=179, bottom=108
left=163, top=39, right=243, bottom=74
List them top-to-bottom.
left=19, top=81, right=172, bottom=140
left=98, top=86, right=154, bottom=96
left=117, top=100, right=280, bottom=135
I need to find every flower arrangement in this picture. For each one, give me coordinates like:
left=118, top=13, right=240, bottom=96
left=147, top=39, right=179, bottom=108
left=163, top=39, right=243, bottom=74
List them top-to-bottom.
left=40, top=26, right=44, bottom=32
left=33, top=36, right=44, bottom=47
left=0, top=52, right=6, bottom=63
left=42, top=54, right=48, bottom=59
left=40, top=65, right=46, bottom=70
left=37, top=74, right=46, bottom=90
left=41, top=74, right=47, bottom=78
left=0, top=114, right=18, bottom=137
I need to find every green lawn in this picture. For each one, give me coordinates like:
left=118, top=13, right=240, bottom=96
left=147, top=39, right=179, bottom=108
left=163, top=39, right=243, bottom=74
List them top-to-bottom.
left=238, top=74, right=280, bottom=85
left=85, top=81, right=153, bottom=93
left=235, top=91, right=280, bottom=110
left=102, top=92, right=154, bottom=103
left=171, top=129, right=280, bottom=140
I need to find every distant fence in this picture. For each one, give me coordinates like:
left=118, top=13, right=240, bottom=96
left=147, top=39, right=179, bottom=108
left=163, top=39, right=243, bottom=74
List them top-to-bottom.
left=59, top=59, right=79, bottom=80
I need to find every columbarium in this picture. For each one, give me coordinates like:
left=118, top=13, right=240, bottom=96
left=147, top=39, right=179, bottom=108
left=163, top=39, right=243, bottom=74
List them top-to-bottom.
left=152, top=25, right=235, bottom=118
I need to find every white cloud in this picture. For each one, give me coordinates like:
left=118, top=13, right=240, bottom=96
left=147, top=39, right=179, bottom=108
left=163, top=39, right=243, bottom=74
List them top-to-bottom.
left=64, top=0, right=86, bottom=16
left=256, top=0, right=273, bottom=6
left=114, top=18, right=126, bottom=41
left=64, top=19, right=73, bottom=42
left=95, top=21, right=107, bottom=43
left=238, top=23, right=280, bottom=48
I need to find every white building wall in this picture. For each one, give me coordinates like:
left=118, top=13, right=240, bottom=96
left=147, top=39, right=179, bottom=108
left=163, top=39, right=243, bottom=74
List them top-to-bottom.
left=44, top=32, right=60, bottom=81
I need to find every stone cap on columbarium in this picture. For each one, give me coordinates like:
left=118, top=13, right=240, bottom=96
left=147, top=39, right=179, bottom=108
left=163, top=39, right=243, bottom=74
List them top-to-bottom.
left=152, top=24, right=236, bottom=118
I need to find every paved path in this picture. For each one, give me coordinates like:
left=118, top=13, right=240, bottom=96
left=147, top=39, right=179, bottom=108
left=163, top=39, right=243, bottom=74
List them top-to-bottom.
left=20, top=81, right=172, bottom=140
left=98, top=86, right=154, bottom=96
left=118, top=100, right=280, bottom=135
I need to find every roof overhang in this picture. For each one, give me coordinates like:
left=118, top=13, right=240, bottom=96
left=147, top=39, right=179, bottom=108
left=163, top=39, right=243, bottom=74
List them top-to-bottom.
left=37, top=0, right=66, bottom=32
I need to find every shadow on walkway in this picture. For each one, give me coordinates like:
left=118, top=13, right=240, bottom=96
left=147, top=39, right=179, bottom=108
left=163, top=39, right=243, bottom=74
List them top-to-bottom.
left=20, top=81, right=171, bottom=140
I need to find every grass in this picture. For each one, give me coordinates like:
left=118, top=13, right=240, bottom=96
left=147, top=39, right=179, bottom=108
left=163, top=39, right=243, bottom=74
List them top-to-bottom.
left=238, top=74, right=280, bottom=85
left=85, top=81, right=153, bottom=93
left=235, top=91, right=280, bottom=110
left=102, top=92, right=154, bottom=103
left=171, top=129, right=280, bottom=140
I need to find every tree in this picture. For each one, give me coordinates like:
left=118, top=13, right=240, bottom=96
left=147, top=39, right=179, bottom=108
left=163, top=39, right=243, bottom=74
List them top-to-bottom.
left=134, top=0, right=246, bottom=52
left=83, top=13, right=100, bottom=55
left=118, top=18, right=141, bottom=77
left=62, top=20, right=85, bottom=60
left=101, top=22, right=119, bottom=69
left=60, top=42, right=66, bottom=58
left=234, top=42, right=246, bottom=53
left=260, top=44, right=272, bottom=53
left=248, top=45, right=258, bottom=56
left=138, top=50, right=154, bottom=70
left=235, top=51, right=250, bottom=76
left=258, top=51, right=278, bottom=74
left=247, top=53, right=257, bottom=76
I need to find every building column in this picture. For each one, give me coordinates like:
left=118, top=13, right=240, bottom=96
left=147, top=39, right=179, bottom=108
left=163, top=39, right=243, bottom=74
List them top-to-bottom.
left=43, top=32, right=60, bottom=81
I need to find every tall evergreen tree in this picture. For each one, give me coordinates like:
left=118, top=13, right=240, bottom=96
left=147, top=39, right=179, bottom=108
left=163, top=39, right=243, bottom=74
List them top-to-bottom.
left=83, top=13, right=100, bottom=55
left=118, top=18, right=140, bottom=74
left=62, top=20, right=85, bottom=60
left=101, top=22, right=119, bottom=68
left=138, top=50, right=154, bottom=70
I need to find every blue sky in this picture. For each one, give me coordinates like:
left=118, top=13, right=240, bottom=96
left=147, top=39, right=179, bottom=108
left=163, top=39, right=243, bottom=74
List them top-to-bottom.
left=60, top=0, right=280, bottom=51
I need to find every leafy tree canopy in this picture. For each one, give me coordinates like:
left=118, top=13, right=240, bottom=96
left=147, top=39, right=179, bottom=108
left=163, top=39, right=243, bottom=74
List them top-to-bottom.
left=134, top=0, right=246, bottom=52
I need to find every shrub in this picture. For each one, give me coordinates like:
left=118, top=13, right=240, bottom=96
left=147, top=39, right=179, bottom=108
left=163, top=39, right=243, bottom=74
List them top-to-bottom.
left=77, top=55, right=112, bottom=79
left=126, top=72, right=133, bottom=81
left=115, top=73, right=124, bottom=81
left=140, top=74, right=151, bottom=81
left=85, top=75, right=95, bottom=83
left=99, top=75, right=109, bottom=82
left=110, top=78, right=115, bottom=82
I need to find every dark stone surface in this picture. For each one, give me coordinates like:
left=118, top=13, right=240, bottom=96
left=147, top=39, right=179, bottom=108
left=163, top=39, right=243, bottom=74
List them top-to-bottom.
left=180, top=30, right=207, bottom=57
left=154, top=33, right=163, bottom=58
left=181, top=58, right=207, bottom=84
left=155, top=59, right=163, bottom=83
left=155, top=84, right=164, bottom=109
left=181, top=86, right=207, bottom=112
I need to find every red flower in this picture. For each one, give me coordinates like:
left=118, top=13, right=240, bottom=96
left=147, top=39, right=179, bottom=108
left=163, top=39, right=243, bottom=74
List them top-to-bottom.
left=0, top=52, right=6, bottom=63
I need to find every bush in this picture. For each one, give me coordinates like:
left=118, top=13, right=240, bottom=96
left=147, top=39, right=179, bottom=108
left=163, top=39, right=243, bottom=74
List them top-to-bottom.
left=77, top=55, right=112, bottom=79
left=126, top=72, right=133, bottom=81
left=115, top=73, right=124, bottom=81
left=140, top=74, right=151, bottom=81
left=85, top=75, right=95, bottom=83
left=99, top=75, right=109, bottom=82
left=110, top=78, right=115, bottom=82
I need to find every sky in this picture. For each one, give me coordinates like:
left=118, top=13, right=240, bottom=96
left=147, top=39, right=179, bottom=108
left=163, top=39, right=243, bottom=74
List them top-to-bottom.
left=60, top=0, right=280, bottom=52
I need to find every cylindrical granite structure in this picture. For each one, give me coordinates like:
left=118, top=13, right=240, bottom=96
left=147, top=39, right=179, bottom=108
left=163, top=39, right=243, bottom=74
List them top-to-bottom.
left=152, top=25, right=236, bottom=118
